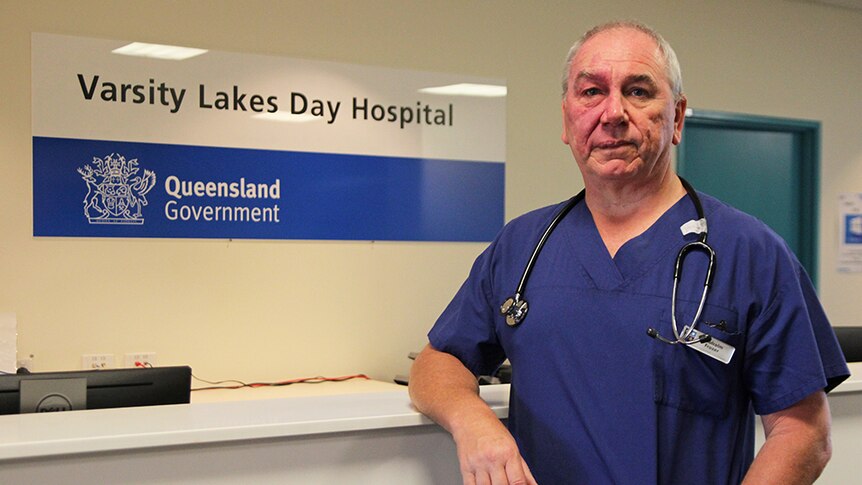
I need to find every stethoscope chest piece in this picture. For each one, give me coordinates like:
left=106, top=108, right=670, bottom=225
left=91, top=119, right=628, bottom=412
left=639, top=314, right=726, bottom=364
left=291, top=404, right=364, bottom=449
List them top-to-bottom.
left=500, top=296, right=528, bottom=327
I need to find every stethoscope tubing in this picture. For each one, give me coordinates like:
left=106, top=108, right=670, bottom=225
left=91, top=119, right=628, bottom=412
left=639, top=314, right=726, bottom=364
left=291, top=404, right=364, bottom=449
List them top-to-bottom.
left=501, top=176, right=715, bottom=348
left=513, top=190, right=585, bottom=299
left=670, top=240, right=715, bottom=343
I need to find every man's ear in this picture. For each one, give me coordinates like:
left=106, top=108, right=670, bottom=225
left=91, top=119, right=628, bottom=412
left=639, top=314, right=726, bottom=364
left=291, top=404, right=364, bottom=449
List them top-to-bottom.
left=672, top=95, right=687, bottom=146
left=561, top=100, right=571, bottom=145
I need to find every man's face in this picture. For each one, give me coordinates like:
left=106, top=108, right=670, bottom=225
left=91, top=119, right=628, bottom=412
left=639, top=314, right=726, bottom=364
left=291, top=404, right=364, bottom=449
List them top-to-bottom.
left=561, top=28, right=686, bottom=184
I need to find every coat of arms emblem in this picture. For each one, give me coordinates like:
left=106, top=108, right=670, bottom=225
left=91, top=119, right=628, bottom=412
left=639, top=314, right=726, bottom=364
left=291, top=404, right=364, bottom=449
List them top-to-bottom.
left=77, top=153, right=157, bottom=224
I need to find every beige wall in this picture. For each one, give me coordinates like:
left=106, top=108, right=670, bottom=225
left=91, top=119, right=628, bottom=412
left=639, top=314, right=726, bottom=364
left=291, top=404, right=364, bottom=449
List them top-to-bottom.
left=1, top=0, right=861, bottom=382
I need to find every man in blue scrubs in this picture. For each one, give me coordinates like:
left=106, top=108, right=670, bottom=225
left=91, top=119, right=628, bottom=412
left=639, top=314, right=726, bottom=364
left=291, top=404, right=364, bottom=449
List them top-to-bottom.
left=408, top=20, right=849, bottom=485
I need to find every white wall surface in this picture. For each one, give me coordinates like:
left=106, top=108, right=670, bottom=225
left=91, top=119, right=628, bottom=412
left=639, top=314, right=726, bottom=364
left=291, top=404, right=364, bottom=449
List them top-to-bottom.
left=1, top=1, right=860, bottom=384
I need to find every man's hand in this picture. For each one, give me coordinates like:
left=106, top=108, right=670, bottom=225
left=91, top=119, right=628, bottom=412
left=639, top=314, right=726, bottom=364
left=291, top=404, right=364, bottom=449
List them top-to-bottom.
left=453, top=416, right=537, bottom=485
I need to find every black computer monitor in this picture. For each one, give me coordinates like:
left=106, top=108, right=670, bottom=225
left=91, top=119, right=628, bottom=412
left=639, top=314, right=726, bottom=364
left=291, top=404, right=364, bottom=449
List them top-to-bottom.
left=834, top=326, right=862, bottom=363
left=0, top=366, right=192, bottom=415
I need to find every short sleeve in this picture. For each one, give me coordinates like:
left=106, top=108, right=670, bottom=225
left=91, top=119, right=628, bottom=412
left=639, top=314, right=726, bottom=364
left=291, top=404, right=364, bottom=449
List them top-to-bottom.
left=428, top=241, right=507, bottom=376
left=744, top=260, right=849, bottom=415
left=797, top=267, right=850, bottom=393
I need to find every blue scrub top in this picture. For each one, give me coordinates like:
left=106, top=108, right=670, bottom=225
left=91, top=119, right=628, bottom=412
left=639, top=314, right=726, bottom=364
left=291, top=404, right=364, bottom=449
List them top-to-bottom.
left=429, top=191, right=849, bottom=485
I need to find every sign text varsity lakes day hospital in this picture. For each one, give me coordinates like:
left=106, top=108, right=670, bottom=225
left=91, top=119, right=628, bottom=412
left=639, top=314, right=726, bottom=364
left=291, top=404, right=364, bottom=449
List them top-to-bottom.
left=32, top=34, right=505, bottom=241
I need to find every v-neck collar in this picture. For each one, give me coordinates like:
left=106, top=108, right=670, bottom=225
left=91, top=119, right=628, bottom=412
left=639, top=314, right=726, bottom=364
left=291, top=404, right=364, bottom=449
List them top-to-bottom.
left=561, top=194, right=698, bottom=291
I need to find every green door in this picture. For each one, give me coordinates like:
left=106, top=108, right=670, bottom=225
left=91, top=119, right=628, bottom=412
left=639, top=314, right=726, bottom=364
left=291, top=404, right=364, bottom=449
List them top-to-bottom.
left=678, top=110, right=820, bottom=282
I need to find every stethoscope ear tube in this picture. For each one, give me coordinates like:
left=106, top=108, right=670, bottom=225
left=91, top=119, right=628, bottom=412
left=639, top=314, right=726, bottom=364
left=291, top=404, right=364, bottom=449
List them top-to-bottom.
left=666, top=239, right=716, bottom=343
left=674, top=241, right=716, bottom=287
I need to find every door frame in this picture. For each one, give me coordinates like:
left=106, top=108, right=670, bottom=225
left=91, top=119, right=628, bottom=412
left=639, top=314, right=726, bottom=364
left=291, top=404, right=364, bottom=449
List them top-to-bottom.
left=677, top=109, right=821, bottom=284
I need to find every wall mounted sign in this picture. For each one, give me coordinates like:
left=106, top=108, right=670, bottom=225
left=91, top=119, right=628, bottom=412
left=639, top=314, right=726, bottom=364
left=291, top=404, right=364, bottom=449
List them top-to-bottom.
left=32, top=34, right=506, bottom=241
left=838, top=193, right=862, bottom=273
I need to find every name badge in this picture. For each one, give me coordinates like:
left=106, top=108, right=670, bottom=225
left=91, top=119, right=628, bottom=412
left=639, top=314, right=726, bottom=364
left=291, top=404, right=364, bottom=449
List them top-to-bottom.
left=683, top=326, right=735, bottom=364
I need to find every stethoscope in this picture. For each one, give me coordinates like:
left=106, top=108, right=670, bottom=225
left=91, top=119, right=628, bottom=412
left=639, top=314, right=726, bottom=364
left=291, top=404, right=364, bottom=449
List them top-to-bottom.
left=499, top=177, right=716, bottom=346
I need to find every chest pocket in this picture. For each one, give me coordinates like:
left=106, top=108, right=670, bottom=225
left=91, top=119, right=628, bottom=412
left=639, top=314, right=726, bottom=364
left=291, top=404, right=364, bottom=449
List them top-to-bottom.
left=652, top=303, right=744, bottom=419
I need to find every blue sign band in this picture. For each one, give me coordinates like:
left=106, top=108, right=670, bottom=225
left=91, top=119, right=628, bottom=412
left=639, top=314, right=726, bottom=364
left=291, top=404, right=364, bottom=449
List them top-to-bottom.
left=33, top=137, right=505, bottom=242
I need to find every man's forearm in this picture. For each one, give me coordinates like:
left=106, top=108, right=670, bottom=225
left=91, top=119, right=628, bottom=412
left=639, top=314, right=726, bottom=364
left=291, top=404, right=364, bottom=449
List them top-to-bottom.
left=408, top=343, right=496, bottom=434
left=408, top=344, right=537, bottom=485
left=742, top=391, right=832, bottom=485
left=743, top=437, right=830, bottom=484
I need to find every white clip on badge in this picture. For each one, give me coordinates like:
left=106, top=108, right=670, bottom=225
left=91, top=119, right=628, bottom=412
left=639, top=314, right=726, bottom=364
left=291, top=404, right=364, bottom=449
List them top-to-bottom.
left=683, top=326, right=735, bottom=364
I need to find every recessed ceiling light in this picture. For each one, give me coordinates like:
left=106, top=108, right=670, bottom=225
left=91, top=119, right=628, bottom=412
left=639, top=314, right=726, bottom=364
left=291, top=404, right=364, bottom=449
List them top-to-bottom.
left=112, top=42, right=208, bottom=60
left=419, top=83, right=507, bottom=97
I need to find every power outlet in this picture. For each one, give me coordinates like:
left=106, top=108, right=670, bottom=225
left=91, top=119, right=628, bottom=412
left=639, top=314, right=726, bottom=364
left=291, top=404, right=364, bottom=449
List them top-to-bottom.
left=125, top=352, right=156, bottom=368
left=82, top=353, right=115, bottom=369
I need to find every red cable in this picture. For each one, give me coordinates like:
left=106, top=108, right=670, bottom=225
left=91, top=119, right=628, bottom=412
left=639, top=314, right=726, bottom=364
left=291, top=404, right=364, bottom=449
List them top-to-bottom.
left=192, top=373, right=370, bottom=391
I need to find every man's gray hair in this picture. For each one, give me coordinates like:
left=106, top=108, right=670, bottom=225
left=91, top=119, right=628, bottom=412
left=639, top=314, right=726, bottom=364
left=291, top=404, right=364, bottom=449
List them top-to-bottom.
left=561, top=20, right=684, bottom=101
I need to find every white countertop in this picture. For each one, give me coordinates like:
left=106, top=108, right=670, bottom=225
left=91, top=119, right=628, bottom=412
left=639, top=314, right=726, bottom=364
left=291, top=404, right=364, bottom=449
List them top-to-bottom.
left=1, top=362, right=858, bottom=462
left=0, top=380, right=509, bottom=461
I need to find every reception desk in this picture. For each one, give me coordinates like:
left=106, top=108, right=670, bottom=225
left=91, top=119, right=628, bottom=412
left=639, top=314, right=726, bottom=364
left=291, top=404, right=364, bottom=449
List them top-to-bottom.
left=1, top=364, right=860, bottom=484
left=0, top=379, right=485, bottom=483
